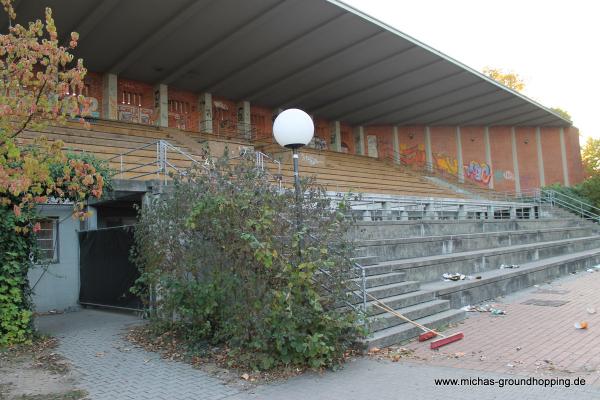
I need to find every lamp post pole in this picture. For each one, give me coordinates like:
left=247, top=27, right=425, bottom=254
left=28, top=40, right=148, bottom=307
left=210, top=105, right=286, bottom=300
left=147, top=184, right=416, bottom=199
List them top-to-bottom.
left=272, top=108, right=314, bottom=257
left=292, top=148, right=303, bottom=252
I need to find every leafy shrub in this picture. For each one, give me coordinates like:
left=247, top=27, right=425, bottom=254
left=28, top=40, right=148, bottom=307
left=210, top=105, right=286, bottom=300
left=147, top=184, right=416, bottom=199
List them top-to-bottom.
left=132, top=151, right=363, bottom=370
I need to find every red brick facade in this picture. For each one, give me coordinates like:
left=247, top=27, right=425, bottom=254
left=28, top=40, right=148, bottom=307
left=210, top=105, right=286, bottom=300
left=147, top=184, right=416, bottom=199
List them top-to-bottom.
left=96, top=74, right=583, bottom=190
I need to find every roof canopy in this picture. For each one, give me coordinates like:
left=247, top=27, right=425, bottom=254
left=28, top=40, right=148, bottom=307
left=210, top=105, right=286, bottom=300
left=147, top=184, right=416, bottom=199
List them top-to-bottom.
left=7, top=0, right=571, bottom=127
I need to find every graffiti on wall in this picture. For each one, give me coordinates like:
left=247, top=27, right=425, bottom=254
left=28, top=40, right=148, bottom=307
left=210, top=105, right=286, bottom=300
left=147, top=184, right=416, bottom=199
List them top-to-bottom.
left=118, top=105, right=153, bottom=125
left=398, top=144, right=426, bottom=165
left=435, top=154, right=459, bottom=176
left=464, top=161, right=492, bottom=184
left=493, top=170, right=515, bottom=182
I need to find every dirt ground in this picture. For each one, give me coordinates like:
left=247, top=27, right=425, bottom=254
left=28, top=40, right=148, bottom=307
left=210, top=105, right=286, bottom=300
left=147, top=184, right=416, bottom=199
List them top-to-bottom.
left=0, top=337, right=86, bottom=400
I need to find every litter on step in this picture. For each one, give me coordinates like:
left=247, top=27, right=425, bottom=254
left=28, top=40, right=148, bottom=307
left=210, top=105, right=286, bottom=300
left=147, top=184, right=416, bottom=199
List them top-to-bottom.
left=500, top=264, right=520, bottom=269
left=442, top=273, right=482, bottom=281
left=461, top=304, right=507, bottom=315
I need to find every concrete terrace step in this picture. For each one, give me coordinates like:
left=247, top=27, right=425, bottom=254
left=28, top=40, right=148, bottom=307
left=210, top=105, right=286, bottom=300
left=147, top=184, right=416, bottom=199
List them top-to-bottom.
left=353, top=218, right=586, bottom=240
left=357, top=226, right=597, bottom=262
left=373, top=235, right=600, bottom=282
left=421, top=247, right=600, bottom=308
left=352, top=256, right=379, bottom=266
left=353, top=272, right=407, bottom=288
left=366, top=281, right=420, bottom=299
left=367, top=290, right=436, bottom=316
left=368, top=299, right=451, bottom=332
left=365, top=309, right=466, bottom=350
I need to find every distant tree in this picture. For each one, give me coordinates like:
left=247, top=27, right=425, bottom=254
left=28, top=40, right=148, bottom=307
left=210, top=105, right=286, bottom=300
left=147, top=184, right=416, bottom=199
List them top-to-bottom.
left=482, top=67, right=526, bottom=92
left=550, top=107, right=572, bottom=122
left=581, top=137, right=600, bottom=177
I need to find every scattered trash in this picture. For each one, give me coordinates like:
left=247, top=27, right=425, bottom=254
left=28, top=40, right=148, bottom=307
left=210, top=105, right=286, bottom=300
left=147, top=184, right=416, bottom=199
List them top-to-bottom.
left=500, top=264, right=520, bottom=269
left=587, top=269, right=595, bottom=273
left=442, top=273, right=466, bottom=281
left=461, top=304, right=507, bottom=315
left=587, top=307, right=597, bottom=315
left=574, top=322, right=589, bottom=330
left=516, top=346, right=522, bottom=351
left=369, top=347, right=381, bottom=354
left=454, top=352, right=466, bottom=358
left=507, top=363, right=515, bottom=368
left=241, top=373, right=250, bottom=381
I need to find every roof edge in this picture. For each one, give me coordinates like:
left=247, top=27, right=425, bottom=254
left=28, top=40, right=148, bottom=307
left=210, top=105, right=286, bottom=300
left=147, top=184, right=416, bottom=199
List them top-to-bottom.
left=327, top=0, right=572, bottom=126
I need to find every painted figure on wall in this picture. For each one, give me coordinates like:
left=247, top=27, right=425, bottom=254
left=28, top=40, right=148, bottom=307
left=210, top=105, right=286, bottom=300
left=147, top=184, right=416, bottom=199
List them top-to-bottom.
left=465, top=161, right=492, bottom=184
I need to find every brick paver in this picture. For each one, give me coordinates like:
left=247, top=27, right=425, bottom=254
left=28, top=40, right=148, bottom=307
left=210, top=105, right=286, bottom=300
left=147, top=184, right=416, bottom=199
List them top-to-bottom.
left=404, top=269, right=600, bottom=385
left=34, top=270, right=600, bottom=399
left=36, top=310, right=239, bottom=400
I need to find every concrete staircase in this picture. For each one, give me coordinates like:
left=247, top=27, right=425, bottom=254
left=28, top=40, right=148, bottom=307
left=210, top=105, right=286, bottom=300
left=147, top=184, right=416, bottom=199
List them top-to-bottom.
left=354, top=210, right=600, bottom=349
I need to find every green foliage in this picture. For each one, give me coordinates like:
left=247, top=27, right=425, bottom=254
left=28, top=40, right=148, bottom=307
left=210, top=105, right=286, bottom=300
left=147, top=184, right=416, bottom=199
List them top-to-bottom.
left=581, top=137, right=600, bottom=178
left=50, top=150, right=114, bottom=192
left=132, top=151, right=363, bottom=370
left=0, top=207, right=35, bottom=345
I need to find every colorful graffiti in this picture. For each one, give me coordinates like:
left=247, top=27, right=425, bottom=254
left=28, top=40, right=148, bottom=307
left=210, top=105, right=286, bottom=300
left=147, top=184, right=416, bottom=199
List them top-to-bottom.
left=398, top=144, right=426, bottom=165
left=435, top=154, right=459, bottom=176
left=465, top=161, right=492, bottom=184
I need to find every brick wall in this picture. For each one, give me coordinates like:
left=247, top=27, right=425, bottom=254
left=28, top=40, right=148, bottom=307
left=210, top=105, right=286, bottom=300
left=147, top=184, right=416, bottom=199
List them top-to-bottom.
left=85, top=72, right=103, bottom=117
left=116, top=78, right=155, bottom=125
left=167, top=88, right=199, bottom=132
left=250, top=105, right=273, bottom=139
left=340, top=123, right=354, bottom=154
left=365, top=126, right=394, bottom=159
left=397, top=126, right=426, bottom=166
left=430, top=126, right=458, bottom=175
left=460, top=126, right=488, bottom=187
left=489, top=127, right=516, bottom=192
left=515, top=127, right=540, bottom=190
left=540, top=127, right=564, bottom=186
left=566, top=127, right=584, bottom=185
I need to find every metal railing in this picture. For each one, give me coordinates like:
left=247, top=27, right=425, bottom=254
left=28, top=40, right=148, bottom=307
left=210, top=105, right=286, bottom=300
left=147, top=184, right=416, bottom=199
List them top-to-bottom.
left=108, top=140, right=206, bottom=183
left=538, top=189, right=600, bottom=222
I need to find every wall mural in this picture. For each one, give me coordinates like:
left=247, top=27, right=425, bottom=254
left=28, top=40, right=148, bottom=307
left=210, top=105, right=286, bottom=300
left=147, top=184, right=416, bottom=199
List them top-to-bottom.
left=398, top=144, right=505, bottom=186
left=464, top=161, right=492, bottom=185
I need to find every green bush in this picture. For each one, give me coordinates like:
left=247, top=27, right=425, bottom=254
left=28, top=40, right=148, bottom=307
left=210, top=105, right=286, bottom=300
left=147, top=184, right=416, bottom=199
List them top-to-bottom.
left=132, top=151, right=363, bottom=370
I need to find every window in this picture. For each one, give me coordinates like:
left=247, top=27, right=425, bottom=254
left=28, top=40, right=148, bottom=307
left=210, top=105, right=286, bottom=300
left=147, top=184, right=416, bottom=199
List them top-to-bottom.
left=36, top=218, right=59, bottom=263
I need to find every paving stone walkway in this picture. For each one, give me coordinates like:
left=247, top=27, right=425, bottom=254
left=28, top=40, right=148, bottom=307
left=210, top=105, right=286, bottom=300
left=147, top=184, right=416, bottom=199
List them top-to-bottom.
left=405, top=269, right=600, bottom=384
left=35, top=270, right=600, bottom=399
left=36, top=309, right=238, bottom=400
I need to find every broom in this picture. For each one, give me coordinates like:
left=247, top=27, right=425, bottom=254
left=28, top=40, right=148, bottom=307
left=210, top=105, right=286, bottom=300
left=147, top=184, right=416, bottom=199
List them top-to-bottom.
left=367, top=292, right=463, bottom=349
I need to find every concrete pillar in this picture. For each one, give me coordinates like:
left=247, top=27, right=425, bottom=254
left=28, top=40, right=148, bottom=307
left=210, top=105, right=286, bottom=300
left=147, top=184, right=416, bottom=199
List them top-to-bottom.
left=101, top=73, right=118, bottom=120
left=153, top=83, right=168, bottom=128
left=198, top=93, right=212, bottom=133
left=237, top=101, right=251, bottom=139
left=331, top=121, right=341, bottom=152
left=353, top=126, right=365, bottom=155
left=393, top=126, right=400, bottom=164
left=424, top=126, right=433, bottom=172
left=456, top=126, right=464, bottom=183
left=484, top=126, right=493, bottom=189
left=511, top=127, right=522, bottom=194
left=535, top=127, right=545, bottom=187
left=559, top=127, right=570, bottom=186
left=382, top=202, right=391, bottom=220
left=424, top=203, right=438, bottom=220
left=457, top=205, right=467, bottom=220
left=487, top=205, right=495, bottom=220
left=86, top=206, right=98, bottom=230
left=510, top=207, right=517, bottom=219
left=362, top=210, right=372, bottom=221
left=400, top=210, right=409, bottom=221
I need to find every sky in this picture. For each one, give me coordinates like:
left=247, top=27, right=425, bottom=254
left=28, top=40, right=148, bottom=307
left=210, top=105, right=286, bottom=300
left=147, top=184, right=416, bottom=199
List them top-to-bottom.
left=344, top=0, right=599, bottom=140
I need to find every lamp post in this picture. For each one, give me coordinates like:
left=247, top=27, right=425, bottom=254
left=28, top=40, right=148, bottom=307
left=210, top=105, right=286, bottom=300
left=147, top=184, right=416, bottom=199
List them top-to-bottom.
left=273, top=108, right=314, bottom=253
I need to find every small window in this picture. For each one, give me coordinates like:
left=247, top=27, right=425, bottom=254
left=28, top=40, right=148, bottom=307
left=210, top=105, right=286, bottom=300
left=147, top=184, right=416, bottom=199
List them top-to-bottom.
left=36, top=218, right=59, bottom=263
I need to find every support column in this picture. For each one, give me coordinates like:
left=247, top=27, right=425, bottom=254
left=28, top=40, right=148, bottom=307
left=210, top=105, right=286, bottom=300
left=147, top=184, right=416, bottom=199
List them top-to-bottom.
left=101, top=73, right=117, bottom=120
left=153, top=83, right=168, bottom=128
left=198, top=92, right=212, bottom=133
left=237, top=101, right=251, bottom=139
left=331, top=121, right=341, bottom=152
left=353, top=126, right=365, bottom=155
left=393, top=126, right=400, bottom=164
left=424, top=126, right=433, bottom=172
left=456, top=126, right=464, bottom=183
left=484, top=126, right=493, bottom=189
left=511, top=127, right=521, bottom=194
left=536, top=127, right=545, bottom=187
left=559, top=127, right=570, bottom=186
